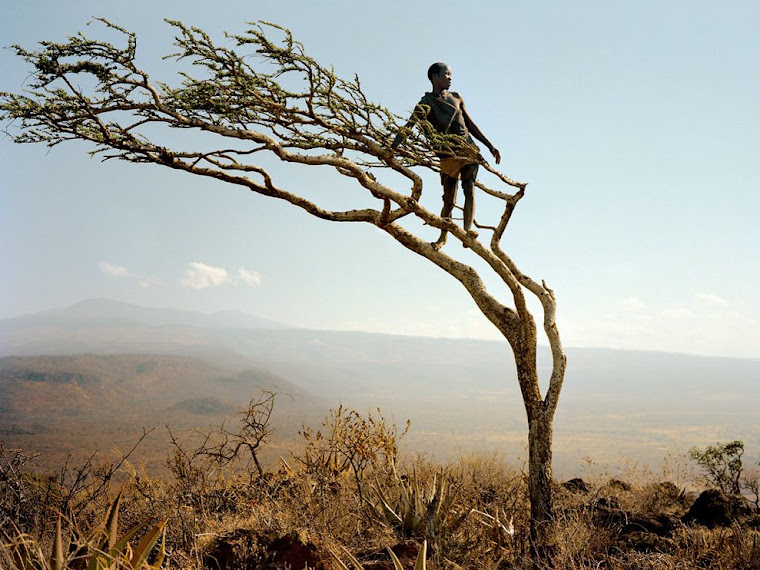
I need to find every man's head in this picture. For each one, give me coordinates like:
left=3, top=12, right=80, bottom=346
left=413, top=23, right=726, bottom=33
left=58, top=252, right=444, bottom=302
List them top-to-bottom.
left=427, top=62, right=452, bottom=92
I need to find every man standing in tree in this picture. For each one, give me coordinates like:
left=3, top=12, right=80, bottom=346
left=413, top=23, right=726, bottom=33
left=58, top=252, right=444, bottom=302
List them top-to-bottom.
left=391, top=62, right=501, bottom=250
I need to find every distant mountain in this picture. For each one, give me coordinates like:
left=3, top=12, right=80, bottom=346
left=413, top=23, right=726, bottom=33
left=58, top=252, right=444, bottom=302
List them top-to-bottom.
left=8, top=298, right=295, bottom=330
left=0, top=299, right=294, bottom=359
left=1, top=299, right=759, bottom=475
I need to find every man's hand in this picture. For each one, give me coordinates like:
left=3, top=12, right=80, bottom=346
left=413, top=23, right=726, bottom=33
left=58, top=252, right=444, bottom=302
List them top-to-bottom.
left=491, top=147, right=501, bottom=165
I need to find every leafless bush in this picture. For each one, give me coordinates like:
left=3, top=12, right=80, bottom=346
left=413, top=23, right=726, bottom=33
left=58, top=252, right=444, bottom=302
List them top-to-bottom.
left=294, top=405, right=409, bottom=504
left=1, top=429, right=152, bottom=540
left=0, top=443, right=41, bottom=532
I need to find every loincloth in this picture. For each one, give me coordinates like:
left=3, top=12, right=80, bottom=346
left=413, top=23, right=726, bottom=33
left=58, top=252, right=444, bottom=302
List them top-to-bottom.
left=439, top=146, right=483, bottom=180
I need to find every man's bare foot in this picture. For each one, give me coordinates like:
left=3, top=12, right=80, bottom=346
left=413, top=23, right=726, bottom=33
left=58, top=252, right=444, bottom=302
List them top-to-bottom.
left=463, top=228, right=478, bottom=248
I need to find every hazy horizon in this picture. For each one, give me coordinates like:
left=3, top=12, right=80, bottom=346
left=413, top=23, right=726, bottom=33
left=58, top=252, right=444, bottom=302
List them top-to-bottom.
left=4, top=298, right=760, bottom=362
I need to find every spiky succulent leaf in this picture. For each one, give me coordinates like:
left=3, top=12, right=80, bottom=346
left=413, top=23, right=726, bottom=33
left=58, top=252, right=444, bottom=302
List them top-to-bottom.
left=52, top=517, right=64, bottom=570
left=128, top=519, right=167, bottom=568
left=146, top=527, right=167, bottom=569
left=414, top=541, right=427, bottom=570
left=386, top=546, right=404, bottom=570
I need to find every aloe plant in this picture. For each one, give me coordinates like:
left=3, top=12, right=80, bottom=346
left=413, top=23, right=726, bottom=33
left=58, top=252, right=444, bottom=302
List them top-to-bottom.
left=370, top=468, right=469, bottom=543
left=3, top=490, right=167, bottom=570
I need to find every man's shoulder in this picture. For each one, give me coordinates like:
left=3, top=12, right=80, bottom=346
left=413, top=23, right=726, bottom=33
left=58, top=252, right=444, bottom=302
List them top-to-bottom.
left=419, top=91, right=464, bottom=104
left=418, top=92, right=435, bottom=104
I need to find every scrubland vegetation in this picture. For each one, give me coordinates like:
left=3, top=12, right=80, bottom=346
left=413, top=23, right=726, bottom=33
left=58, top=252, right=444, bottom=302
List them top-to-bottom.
left=2, top=394, right=759, bottom=569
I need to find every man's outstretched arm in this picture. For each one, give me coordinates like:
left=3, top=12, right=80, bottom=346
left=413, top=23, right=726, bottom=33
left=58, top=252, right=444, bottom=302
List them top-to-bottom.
left=461, top=98, right=501, bottom=164
left=391, top=104, right=428, bottom=150
left=390, top=124, right=410, bottom=150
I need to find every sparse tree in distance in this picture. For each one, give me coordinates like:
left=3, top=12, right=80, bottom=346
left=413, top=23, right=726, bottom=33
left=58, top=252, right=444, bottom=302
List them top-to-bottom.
left=0, top=19, right=567, bottom=558
left=689, top=440, right=745, bottom=495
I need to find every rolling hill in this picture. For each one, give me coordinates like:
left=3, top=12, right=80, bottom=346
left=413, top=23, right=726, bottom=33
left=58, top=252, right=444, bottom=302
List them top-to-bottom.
left=1, top=299, right=758, bottom=476
left=0, top=353, right=326, bottom=473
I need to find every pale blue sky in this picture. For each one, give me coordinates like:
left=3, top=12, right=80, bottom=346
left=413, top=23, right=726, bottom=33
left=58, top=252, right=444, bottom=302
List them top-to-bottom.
left=1, top=1, right=758, bottom=357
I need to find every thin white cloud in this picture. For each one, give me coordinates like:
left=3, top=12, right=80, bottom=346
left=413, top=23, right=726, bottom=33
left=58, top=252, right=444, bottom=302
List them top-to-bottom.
left=99, top=262, right=129, bottom=278
left=180, top=262, right=262, bottom=289
left=181, top=262, right=230, bottom=289
left=237, top=268, right=262, bottom=286
left=137, top=277, right=161, bottom=288
left=696, top=293, right=729, bottom=307
left=622, top=296, right=645, bottom=311
left=662, top=307, right=695, bottom=319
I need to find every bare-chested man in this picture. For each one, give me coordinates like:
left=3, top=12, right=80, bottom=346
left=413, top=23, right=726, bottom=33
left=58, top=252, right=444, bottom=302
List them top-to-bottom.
left=391, top=62, right=501, bottom=250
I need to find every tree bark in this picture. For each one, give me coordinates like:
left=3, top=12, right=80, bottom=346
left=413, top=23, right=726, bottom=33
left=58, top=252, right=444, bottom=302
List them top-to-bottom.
left=513, top=337, right=559, bottom=564
left=527, top=402, right=555, bottom=561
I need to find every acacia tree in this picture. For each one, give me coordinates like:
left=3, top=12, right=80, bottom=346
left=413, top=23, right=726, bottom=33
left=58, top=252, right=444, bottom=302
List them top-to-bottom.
left=1, top=19, right=567, bottom=555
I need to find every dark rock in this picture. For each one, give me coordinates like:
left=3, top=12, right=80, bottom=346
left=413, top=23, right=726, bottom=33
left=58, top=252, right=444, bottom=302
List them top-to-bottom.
left=563, top=478, right=590, bottom=493
left=608, top=479, right=631, bottom=491
left=681, top=489, right=750, bottom=528
left=594, top=495, right=620, bottom=510
left=592, top=503, right=679, bottom=537
left=625, top=513, right=680, bottom=537
left=204, top=530, right=328, bottom=570
left=270, top=534, right=325, bottom=569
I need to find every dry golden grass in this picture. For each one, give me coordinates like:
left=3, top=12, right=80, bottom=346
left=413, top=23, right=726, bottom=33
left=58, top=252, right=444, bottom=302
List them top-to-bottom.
left=2, top=405, right=759, bottom=569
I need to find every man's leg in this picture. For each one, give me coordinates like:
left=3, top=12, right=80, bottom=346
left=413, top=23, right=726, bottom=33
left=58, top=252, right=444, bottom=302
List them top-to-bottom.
left=461, top=163, right=479, bottom=235
left=433, top=174, right=458, bottom=249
